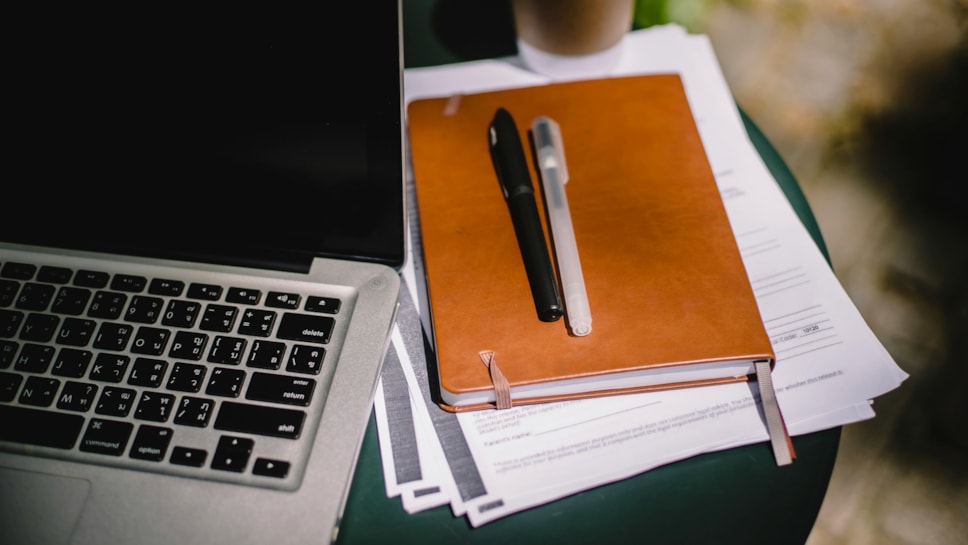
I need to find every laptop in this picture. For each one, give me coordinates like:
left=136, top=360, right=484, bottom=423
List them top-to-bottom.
left=1, top=3, right=404, bottom=544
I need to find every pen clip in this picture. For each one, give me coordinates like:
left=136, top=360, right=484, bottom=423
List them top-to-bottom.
left=531, top=116, right=569, bottom=184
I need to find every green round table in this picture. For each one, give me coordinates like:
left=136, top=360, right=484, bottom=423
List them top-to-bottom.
left=336, top=2, right=840, bottom=543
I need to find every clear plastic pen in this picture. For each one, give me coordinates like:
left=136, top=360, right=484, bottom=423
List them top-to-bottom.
left=531, top=116, right=592, bottom=336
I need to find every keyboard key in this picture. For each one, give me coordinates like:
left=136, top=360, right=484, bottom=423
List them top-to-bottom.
left=1, top=262, right=36, bottom=280
left=37, top=265, right=73, bottom=284
left=73, top=270, right=109, bottom=288
left=110, top=274, right=147, bottom=293
left=148, top=278, right=184, bottom=297
left=0, top=279, right=19, bottom=307
left=15, top=283, right=55, bottom=311
left=187, top=283, right=222, bottom=301
left=51, top=287, right=93, bottom=316
left=226, top=287, right=261, bottom=305
left=88, top=291, right=127, bottom=319
left=265, top=291, right=300, bottom=309
left=125, top=295, right=163, bottom=324
left=305, top=296, right=341, bottom=314
left=161, top=299, right=201, bottom=329
left=200, top=304, right=238, bottom=333
left=0, top=309, right=24, bottom=338
left=237, top=309, right=276, bottom=337
left=19, top=313, right=60, bottom=342
left=276, top=313, right=333, bottom=344
left=55, top=317, right=96, bottom=347
left=92, top=322, right=133, bottom=351
left=130, top=326, right=171, bottom=356
left=169, top=331, right=208, bottom=360
left=208, top=336, right=246, bottom=365
left=0, top=340, right=17, bottom=368
left=246, top=340, right=285, bottom=369
left=14, top=343, right=55, bottom=373
left=286, top=344, right=325, bottom=375
left=51, top=348, right=93, bottom=377
left=89, top=353, right=131, bottom=383
left=127, top=358, right=168, bottom=388
left=166, top=362, right=207, bottom=393
left=205, top=368, right=245, bottom=397
left=0, top=371, right=23, bottom=401
left=246, top=372, right=315, bottom=406
left=18, top=376, right=61, bottom=407
left=56, top=381, right=98, bottom=412
left=94, top=386, right=137, bottom=417
left=134, top=391, right=175, bottom=422
left=173, top=396, right=214, bottom=427
left=214, top=402, right=305, bottom=439
left=0, top=404, right=84, bottom=449
left=79, top=418, right=133, bottom=456
left=129, top=425, right=173, bottom=462
left=211, top=435, right=253, bottom=472
left=170, top=446, right=207, bottom=467
left=253, top=458, right=290, bottom=479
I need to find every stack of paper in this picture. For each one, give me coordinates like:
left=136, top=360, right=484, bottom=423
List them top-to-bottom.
left=373, top=24, right=907, bottom=527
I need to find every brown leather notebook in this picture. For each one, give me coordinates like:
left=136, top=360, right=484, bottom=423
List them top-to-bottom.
left=408, top=74, right=776, bottom=413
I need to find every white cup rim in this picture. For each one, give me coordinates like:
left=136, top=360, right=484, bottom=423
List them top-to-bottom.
left=516, top=36, right=626, bottom=79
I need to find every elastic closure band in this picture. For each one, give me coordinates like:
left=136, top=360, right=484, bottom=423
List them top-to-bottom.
left=479, top=351, right=513, bottom=409
left=755, top=360, right=795, bottom=466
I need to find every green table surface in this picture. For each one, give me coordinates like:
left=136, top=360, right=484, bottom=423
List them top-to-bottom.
left=335, top=2, right=840, bottom=543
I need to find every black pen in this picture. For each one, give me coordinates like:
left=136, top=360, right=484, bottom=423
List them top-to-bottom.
left=488, top=107, right=563, bottom=322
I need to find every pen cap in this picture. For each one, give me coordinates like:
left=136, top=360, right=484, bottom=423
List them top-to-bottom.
left=490, top=108, right=537, bottom=199
left=531, top=116, right=569, bottom=184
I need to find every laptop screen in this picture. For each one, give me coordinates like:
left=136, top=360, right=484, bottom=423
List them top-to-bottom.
left=4, top=4, right=405, bottom=271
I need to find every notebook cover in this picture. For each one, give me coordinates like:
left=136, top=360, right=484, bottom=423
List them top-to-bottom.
left=408, top=74, right=775, bottom=412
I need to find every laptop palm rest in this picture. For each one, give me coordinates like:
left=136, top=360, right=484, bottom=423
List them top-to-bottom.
left=0, top=467, right=91, bottom=545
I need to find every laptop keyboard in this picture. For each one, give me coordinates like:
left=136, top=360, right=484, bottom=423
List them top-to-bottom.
left=0, top=250, right=354, bottom=491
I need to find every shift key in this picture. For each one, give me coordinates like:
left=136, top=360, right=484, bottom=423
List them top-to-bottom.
left=214, top=401, right=305, bottom=439
left=0, top=405, right=84, bottom=449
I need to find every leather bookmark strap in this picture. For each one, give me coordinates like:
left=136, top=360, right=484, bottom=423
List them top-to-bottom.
left=479, top=351, right=513, bottom=409
left=755, top=360, right=795, bottom=466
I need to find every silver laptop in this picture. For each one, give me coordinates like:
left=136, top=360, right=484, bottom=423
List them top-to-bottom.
left=1, top=3, right=404, bottom=544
